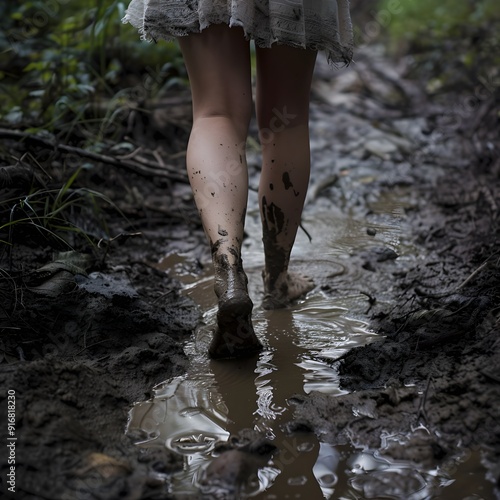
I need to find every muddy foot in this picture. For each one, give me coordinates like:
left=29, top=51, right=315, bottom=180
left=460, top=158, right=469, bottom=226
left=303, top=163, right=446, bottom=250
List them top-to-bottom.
left=210, top=257, right=263, bottom=359
left=262, top=271, right=315, bottom=310
left=210, top=283, right=262, bottom=359
left=209, top=311, right=262, bottom=359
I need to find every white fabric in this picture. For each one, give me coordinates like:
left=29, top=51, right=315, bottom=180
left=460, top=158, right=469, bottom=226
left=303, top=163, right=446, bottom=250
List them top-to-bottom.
left=122, top=0, right=353, bottom=65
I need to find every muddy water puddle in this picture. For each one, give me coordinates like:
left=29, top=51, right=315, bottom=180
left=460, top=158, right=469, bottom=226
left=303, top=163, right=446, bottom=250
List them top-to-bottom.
left=126, top=206, right=494, bottom=499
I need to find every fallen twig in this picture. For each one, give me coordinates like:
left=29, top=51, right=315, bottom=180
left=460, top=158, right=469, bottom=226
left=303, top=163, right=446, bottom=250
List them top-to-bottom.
left=0, top=128, right=188, bottom=183
left=417, top=373, right=432, bottom=424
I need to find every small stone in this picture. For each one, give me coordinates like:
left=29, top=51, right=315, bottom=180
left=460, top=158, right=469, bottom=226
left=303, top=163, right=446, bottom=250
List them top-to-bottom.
left=365, top=138, right=399, bottom=160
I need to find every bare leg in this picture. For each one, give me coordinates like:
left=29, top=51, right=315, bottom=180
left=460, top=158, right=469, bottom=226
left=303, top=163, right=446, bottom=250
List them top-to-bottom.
left=178, top=25, right=262, bottom=358
left=255, top=45, right=317, bottom=309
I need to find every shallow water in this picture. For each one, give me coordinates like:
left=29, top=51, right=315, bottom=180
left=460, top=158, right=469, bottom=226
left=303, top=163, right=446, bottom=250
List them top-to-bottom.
left=126, top=205, right=495, bottom=499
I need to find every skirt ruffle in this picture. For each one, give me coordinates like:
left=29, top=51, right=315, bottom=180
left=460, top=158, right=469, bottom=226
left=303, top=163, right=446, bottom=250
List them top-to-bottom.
left=122, top=0, right=353, bottom=65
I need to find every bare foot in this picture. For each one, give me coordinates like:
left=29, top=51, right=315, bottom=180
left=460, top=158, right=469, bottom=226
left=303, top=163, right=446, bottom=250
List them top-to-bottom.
left=209, top=256, right=263, bottom=359
left=262, top=270, right=314, bottom=310
left=209, top=312, right=262, bottom=359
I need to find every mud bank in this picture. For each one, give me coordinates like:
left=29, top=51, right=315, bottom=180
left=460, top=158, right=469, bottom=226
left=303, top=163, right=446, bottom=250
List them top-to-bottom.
left=0, top=250, right=199, bottom=498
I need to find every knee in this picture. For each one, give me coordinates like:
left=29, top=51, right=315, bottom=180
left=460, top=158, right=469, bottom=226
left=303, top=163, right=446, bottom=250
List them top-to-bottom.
left=193, top=97, right=253, bottom=139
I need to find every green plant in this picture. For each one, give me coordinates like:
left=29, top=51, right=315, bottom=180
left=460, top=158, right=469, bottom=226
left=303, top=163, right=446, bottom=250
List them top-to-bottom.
left=0, top=0, right=186, bottom=136
left=377, top=0, right=500, bottom=93
left=1, top=167, right=121, bottom=249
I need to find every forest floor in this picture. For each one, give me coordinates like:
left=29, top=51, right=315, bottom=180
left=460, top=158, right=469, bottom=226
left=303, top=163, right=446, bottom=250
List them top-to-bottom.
left=1, top=43, right=500, bottom=499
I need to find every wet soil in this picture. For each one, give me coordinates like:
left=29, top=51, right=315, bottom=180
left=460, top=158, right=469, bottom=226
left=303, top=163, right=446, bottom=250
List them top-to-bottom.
left=1, top=42, right=500, bottom=499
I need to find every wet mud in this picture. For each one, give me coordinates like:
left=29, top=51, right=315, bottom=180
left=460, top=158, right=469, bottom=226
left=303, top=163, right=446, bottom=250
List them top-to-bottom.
left=1, top=43, right=500, bottom=499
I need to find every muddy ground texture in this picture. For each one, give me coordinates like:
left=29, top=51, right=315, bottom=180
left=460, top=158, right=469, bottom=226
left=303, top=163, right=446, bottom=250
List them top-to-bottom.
left=1, top=43, right=500, bottom=499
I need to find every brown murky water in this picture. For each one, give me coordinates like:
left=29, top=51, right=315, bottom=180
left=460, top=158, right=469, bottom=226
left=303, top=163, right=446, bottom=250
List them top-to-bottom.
left=126, top=203, right=494, bottom=499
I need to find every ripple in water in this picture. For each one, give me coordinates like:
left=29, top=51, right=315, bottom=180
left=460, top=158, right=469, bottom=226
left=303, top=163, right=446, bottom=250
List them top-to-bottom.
left=129, top=209, right=494, bottom=499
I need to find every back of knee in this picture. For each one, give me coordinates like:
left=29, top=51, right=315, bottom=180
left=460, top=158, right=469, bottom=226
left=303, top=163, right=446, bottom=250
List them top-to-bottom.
left=195, top=105, right=252, bottom=138
left=257, top=105, right=308, bottom=140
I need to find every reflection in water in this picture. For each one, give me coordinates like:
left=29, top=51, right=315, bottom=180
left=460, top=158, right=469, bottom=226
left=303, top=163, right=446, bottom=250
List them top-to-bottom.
left=126, top=207, right=401, bottom=497
left=126, top=209, right=494, bottom=498
left=127, top=266, right=379, bottom=498
left=126, top=304, right=356, bottom=498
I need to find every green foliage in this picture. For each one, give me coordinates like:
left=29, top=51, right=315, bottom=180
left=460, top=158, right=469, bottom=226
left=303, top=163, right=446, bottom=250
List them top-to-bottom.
left=0, top=0, right=186, bottom=133
left=0, top=0, right=188, bottom=260
left=377, top=0, right=500, bottom=92
left=379, top=0, right=499, bottom=45
left=0, top=167, right=120, bottom=250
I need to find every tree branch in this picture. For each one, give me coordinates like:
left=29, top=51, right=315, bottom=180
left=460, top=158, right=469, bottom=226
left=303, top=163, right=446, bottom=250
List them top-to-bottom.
left=0, top=128, right=188, bottom=184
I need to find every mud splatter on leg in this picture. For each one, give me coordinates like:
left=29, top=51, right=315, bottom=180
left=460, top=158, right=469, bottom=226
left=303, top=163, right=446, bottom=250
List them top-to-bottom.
left=255, top=45, right=317, bottom=309
left=260, top=198, right=313, bottom=309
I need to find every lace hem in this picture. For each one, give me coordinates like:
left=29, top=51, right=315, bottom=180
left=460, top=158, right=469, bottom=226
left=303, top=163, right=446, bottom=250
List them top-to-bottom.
left=122, top=0, right=354, bottom=66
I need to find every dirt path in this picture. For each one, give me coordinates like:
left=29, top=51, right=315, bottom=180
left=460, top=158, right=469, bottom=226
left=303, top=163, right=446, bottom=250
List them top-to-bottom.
left=1, top=43, right=499, bottom=499
left=288, top=46, right=500, bottom=498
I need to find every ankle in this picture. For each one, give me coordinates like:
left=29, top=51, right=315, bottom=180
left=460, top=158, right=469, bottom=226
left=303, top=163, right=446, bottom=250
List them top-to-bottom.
left=213, top=252, right=249, bottom=300
left=262, top=266, right=288, bottom=294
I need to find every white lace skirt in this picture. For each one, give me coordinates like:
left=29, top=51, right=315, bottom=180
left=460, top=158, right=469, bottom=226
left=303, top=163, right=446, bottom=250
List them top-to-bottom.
left=122, top=0, right=353, bottom=65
